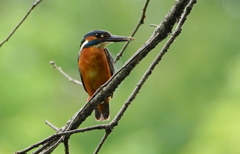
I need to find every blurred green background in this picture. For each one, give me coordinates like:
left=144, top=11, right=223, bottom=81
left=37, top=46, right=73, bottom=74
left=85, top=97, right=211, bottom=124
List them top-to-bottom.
left=1, top=0, right=240, bottom=153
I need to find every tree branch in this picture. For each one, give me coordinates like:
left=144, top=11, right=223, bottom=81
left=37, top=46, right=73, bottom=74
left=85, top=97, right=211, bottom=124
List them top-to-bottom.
left=0, top=0, right=43, bottom=48
left=16, top=0, right=197, bottom=153
left=114, top=0, right=150, bottom=63
left=49, top=61, right=82, bottom=85
left=45, top=121, right=59, bottom=131
left=93, top=129, right=112, bottom=154
left=63, top=137, right=70, bottom=154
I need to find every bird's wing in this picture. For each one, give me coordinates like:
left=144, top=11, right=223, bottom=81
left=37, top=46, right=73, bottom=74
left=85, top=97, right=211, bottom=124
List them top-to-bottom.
left=104, top=48, right=115, bottom=76
left=104, top=48, right=115, bottom=98
left=77, top=54, right=87, bottom=92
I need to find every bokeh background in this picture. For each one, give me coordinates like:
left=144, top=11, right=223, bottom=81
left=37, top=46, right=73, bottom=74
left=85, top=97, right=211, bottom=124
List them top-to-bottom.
left=1, top=0, right=240, bottom=153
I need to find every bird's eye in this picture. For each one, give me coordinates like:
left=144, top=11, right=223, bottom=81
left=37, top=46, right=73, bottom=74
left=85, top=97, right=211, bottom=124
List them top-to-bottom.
left=95, top=33, right=104, bottom=38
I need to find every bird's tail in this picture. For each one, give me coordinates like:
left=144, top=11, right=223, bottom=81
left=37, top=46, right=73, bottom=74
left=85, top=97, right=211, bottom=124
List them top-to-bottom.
left=95, top=97, right=110, bottom=121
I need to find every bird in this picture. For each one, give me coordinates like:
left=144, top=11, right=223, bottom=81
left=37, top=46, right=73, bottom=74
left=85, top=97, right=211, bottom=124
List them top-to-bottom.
left=78, top=30, right=133, bottom=121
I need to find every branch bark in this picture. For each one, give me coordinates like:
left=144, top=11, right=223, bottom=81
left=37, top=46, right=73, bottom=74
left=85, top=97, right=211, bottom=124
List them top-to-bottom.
left=0, top=0, right=43, bottom=48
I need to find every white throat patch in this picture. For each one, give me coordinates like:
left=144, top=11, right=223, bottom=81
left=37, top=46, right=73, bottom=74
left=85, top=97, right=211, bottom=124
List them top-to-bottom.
left=95, top=42, right=112, bottom=48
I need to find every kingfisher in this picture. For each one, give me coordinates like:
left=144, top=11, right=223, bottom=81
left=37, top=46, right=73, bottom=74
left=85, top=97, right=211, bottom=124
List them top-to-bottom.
left=78, top=30, right=133, bottom=121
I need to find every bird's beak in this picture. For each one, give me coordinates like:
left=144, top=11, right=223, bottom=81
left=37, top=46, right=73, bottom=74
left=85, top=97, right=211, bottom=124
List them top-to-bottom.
left=104, top=35, right=135, bottom=42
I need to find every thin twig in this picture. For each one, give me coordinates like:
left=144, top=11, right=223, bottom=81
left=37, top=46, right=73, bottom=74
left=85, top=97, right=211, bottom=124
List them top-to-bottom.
left=0, top=0, right=43, bottom=48
left=114, top=0, right=150, bottom=63
left=150, top=24, right=158, bottom=27
left=49, top=61, right=82, bottom=85
left=45, top=121, right=59, bottom=131
left=57, top=124, right=107, bottom=136
left=93, top=129, right=112, bottom=154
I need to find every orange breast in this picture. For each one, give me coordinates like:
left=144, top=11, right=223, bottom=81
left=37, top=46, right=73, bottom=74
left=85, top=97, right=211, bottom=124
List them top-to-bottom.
left=78, top=47, right=111, bottom=96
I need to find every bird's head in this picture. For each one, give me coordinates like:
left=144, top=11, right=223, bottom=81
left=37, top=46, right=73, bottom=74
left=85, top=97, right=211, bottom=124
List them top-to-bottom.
left=79, top=30, right=134, bottom=50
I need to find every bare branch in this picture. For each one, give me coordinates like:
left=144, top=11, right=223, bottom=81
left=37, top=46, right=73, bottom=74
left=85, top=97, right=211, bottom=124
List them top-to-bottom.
left=0, top=0, right=43, bottom=48
left=114, top=0, right=150, bottom=63
left=150, top=24, right=158, bottom=27
left=49, top=61, right=82, bottom=85
left=45, top=121, right=59, bottom=131
left=57, top=124, right=107, bottom=136
left=93, top=129, right=112, bottom=154
left=15, top=135, right=58, bottom=154
left=33, top=138, right=62, bottom=154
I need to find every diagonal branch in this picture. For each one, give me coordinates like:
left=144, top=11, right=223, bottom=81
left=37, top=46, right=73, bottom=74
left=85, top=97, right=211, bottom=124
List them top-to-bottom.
left=0, top=0, right=43, bottom=48
left=16, top=0, right=196, bottom=153
left=111, top=0, right=197, bottom=124
left=114, top=0, right=151, bottom=63
left=50, top=61, right=82, bottom=85
left=15, top=125, right=108, bottom=154
left=93, top=129, right=112, bottom=154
